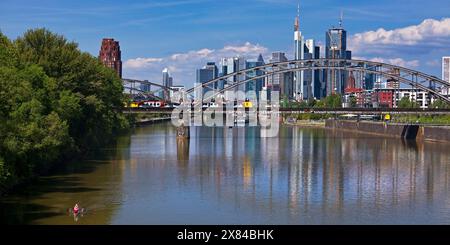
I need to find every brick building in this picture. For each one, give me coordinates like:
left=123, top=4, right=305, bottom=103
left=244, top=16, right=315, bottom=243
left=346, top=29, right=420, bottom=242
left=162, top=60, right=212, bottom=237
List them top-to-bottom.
left=99, top=38, right=122, bottom=78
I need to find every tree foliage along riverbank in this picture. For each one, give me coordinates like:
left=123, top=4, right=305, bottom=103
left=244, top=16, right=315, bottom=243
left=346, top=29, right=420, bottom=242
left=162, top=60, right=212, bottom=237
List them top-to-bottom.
left=0, top=29, right=130, bottom=192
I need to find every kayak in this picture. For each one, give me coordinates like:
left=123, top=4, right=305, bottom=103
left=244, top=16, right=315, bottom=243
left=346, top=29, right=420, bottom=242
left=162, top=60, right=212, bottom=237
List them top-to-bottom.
left=68, top=207, right=86, bottom=215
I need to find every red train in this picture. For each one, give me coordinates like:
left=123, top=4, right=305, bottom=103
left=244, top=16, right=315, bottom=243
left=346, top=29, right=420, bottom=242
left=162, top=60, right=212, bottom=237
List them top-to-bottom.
left=138, top=100, right=168, bottom=108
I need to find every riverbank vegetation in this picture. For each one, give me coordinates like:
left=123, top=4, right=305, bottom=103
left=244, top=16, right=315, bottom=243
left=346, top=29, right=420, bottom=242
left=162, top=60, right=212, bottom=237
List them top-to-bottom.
left=0, top=29, right=130, bottom=192
left=281, top=94, right=342, bottom=109
left=134, top=113, right=171, bottom=122
left=282, top=113, right=334, bottom=122
left=391, top=114, right=450, bottom=125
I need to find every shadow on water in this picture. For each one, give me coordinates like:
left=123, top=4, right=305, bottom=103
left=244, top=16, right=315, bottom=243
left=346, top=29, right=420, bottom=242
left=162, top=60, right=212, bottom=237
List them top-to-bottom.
left=0, top=134, right=132, bottom=224
left=401, top=139, right=418, bottom=150
left=0, top=176, right=101, bottom=224
left=0, top=202, right=61, bottom=225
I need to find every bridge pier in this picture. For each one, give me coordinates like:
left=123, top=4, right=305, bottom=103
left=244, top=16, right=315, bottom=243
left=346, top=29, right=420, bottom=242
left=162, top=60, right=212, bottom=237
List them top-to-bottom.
left=176, top=125, right=190, bottom=139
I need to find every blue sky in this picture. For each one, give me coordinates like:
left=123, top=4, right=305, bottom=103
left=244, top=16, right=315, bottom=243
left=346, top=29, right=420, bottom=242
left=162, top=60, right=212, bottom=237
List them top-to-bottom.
left=1, top=0, right=450, bottom=87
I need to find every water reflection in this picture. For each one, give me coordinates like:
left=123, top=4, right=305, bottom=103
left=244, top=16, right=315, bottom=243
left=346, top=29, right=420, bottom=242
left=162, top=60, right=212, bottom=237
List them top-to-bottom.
left=1, top=123, right=450, bottom=224
left=166, top=125, right=450, bottom=224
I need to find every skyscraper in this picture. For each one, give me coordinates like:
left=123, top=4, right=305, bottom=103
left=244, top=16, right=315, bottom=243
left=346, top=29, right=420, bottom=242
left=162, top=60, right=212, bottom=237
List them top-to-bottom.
left=294, top=3, right=305, bottom=100
left=325, top=13, right=352, bottom=95
left=99, top=38, right=122, bottom=78
left=305, top=39, right=323, bottom=99
left=268, top=52, right=292, bottom=99
left=246, top=54, right=265, bottom=100
left=219, top=57, right=248, bottom=93
left=236, top=57, right=247, bottom=93
left=443, top=57, right=450, bottom=95
left=196, top=62, right=218, bottom=96
left=364, top=65, right=376, bottom=90
left=162, top=68, right=173, bottom=100
left=162, top=68, right=173, bottom=87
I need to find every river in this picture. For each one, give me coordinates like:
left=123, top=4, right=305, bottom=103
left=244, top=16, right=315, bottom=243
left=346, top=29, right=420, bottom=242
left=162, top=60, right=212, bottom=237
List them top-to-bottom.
left=1, top=122, right=450, bottom=224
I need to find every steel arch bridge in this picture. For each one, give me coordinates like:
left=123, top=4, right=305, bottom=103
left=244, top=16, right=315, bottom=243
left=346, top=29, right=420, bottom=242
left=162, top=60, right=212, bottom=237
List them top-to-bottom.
left=184, top=59, right=450, bottom=105
left=123, top=78, right=178, bottom=101
left=123, top=86, right=165, bottom=101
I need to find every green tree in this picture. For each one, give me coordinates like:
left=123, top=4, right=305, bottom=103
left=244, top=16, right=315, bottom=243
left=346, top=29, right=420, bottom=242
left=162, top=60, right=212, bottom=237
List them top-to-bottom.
left=0, top=29, right=130, bottom=191
left=315, top=94, right=342, bottom=109
left=281, top=95, right=289, bottom=108
left=398, top=96, right=419, bottom=109
left=350, top=97, right=357, bottom=108
left=307, top=98, right=317, bottom=108
left=429, top=99, right=449, bottom=109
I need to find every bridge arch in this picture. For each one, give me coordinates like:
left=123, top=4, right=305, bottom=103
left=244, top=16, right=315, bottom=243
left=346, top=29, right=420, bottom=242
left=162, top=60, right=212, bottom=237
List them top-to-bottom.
left=184, top=59, right=450, bottom=105
left=123, top=78, right=181, bottom=102
left=123, top=86, right=165, bottom=101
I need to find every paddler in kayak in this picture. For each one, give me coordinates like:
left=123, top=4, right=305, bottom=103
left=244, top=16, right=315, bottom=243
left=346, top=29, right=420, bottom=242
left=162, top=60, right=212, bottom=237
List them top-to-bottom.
left=73, top=203, right=80, bottom=214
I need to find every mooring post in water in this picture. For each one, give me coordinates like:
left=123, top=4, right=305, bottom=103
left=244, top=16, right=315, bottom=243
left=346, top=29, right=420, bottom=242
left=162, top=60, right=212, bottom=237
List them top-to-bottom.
left=177, top=123, right=190, bottom=139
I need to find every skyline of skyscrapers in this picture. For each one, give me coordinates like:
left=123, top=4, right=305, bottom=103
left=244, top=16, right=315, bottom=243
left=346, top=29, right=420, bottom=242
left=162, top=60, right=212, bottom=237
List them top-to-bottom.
left=113, top=5, right=447, bottom=106
left=189, top=6, right=353, bottom=102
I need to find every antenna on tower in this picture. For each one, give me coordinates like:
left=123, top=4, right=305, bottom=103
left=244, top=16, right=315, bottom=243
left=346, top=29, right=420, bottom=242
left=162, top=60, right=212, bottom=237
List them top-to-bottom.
left=294, top=1, right=300, bottom=31
left=339, top=10, right=344, bottom=27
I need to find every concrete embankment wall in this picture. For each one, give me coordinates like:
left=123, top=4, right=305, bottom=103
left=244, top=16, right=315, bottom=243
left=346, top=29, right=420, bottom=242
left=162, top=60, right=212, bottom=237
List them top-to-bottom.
left=135, top=118, right=171, bottom=126
left=325, top=120, right=450, bottom=142
left=418, top=126, right=450, bottom=142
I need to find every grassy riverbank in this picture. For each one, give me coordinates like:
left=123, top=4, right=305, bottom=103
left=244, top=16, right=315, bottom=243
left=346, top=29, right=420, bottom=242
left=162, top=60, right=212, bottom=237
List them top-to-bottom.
left=0, top=29, right=130, bottom=194
left=282, top=113, right=331, bottom=127
left=391, top=115, right=450, bottom=125
left=283, top=119, right=326, bottom=127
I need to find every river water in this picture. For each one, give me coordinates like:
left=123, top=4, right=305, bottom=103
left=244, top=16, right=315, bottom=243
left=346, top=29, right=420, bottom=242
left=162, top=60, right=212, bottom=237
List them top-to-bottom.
left=1, top=122, right=450, bottom=224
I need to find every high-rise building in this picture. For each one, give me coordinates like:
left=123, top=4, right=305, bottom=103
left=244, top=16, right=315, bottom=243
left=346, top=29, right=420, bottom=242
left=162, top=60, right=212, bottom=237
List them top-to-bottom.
left=293, top=4, right=324, bottom=100
left=294, top=4, right=305, bottom=101
left=325, top=14, right=352, bottom=95
left=99, top=38, right=122, bottom=78
left=305, top=39, right=323, bottom=99
left=268, top=52, right=292, bottom=99
left=246, top=54, right=265, bottom=100
left=219, top=57, right=248, bottom=94
left=236, top=57, right=247, bottom=93
left=442, top=57, right=450, bottom=95
left=222, top=58, right=237, bottom=87
left=196, top=62, right=218, bottom=97
left=364, top=65, right=376, bottom=91
left=162, top=68, right=173, bottom=100
left=162, top=68, right=173, bottom=87
left=386, top=68, right=400, bottom=89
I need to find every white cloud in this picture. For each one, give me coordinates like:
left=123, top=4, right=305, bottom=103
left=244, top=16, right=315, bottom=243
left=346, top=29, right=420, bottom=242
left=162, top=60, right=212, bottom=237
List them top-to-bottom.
left=348, top=18, right=450, bottom=57
left=349, top=18, right=450, bottom=76
left=350, top=18, right=450, bottom=53
left=123, top=42, right=270, bottom=87
left=222, top=42, right=268, bottom=54
left=169, top=48, right=215, bottom=61
left=354, top=56, right=420, bottom=68
left=123, top=57, right=163, bottom=69
left=377, top=58, right=420, bottom=68
left=426, top=60, right=440, bottom=67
